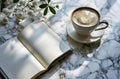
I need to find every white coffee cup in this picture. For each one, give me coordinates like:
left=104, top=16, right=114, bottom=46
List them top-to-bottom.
left=71, top=7, right=108, bottom=36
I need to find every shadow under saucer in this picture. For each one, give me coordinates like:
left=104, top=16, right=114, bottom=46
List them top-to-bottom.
left=67, top=35, right=101, bottom=55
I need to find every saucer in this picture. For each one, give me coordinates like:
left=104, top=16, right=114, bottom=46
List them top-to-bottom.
left=66, top=21, right=105, bottom=43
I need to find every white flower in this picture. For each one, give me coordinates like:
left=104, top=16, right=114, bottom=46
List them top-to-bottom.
left=19, top=0, right=27, bottom=6
left=2, top=8, right=12, bottom=15
left=27, top=10, right=35, bottom=18
left=15, top=13, right=25, bottom=20
left=2, top=17, right=9, bottom=24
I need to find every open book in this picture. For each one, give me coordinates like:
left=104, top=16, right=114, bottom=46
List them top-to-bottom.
left=0, top=21, right=71, bottom=79
left=18, top=21, right=71, bottom=78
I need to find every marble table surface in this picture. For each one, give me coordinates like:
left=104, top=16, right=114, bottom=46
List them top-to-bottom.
left=0, top=0, right=120, bottom=79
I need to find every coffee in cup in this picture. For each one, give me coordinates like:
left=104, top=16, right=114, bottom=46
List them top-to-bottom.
left=71, top=7, right=108, bottom=36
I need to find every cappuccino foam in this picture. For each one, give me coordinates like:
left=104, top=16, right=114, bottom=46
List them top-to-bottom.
left=72, top=9, right=99, bottom=27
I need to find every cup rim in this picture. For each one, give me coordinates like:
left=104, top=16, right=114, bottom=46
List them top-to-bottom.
left=71, top=7, right=100, bottom=27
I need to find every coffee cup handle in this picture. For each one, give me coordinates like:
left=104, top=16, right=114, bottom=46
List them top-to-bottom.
left=95, top=20, right=109, bottom=31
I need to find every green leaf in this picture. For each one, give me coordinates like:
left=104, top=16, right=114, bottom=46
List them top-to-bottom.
left=13, top=0, right=19, bottom=3
left=48, top=0, right=51, bottom=3
left=39, top=4, right=48, bottom=8
left=49, top=6, right=56, bottom=14
left=44, top=7, right=48, bottom=15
